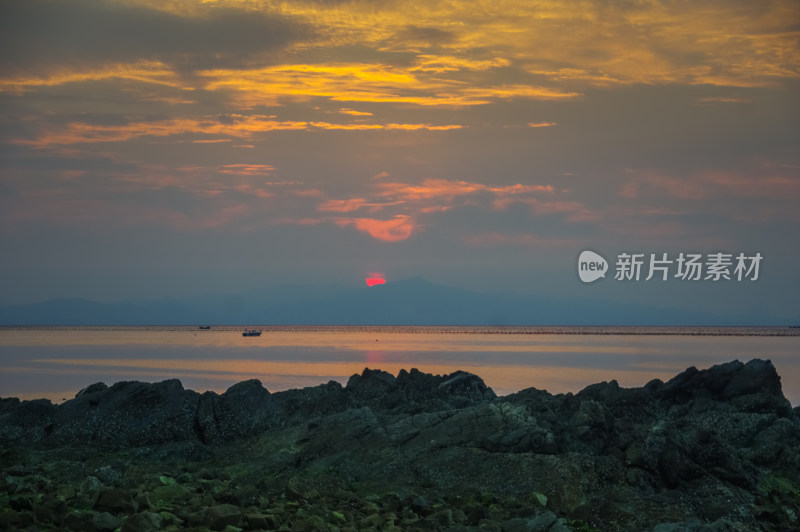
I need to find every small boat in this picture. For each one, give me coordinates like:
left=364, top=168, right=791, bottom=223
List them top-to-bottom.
left=198, top=326, right=211, bottom=330
left=242, top=329, right=262, bottom=337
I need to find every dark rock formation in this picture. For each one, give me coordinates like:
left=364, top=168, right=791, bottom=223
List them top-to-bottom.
left=1, top=359, right=798, bottom=531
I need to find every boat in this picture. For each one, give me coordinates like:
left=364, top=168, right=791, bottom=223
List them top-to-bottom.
left=198, top=326, right=211, bottom=330
left=242, top=329, right=262, bottom=337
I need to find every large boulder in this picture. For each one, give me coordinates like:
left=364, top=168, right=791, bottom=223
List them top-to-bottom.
left=653, top=359, right=792, bottom=414
left=345, top=367, right=497, bottom=412
left=49, top=379, right=201, bottom=449
left=196, top=379, right=277, bottom=444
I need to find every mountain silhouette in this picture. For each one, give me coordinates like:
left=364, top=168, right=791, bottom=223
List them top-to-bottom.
left=0, top=278, right=784, bottom=326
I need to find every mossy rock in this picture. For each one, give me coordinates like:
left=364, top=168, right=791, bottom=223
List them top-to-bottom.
left=758, top=475, right=800, bottom=500
left=150, top=484, right=193, bottom=508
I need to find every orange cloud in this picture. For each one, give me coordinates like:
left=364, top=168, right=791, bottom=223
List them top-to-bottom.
left=270, top=0, right=797, bottom=89
left=410, top=55, right=511, bottom=73
left=0, top=60, right=188, bottom=94
left=199, top=62, right=582, bottom=108
left=696, top=96, right=753, bottom=105
left=339, top=108, right=373, bottom=116
left=17, top=114, right=465, bottom=147
left=17, top=115, right=309, bottom=147
left=309, top=121, right=463, bottom=131
left=309, top=122, right=383, bottom=130
left=528, top=122, right=557, bottom=128
left=385, top=123, right=464, bottom=131
left=218, top=164, right=275, bottom=176
left=377, top=179, right=485, bottom=200
left=378, top=179, right=553, bottom=202
left=292, top=188, right=324, bottom=198
left=318, top=198, right=369, bottom=212
left=335, top=215, right=416, bottom=242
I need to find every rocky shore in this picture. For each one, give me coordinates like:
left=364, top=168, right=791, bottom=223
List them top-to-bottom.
left=1, top=359, right=799, bottom=531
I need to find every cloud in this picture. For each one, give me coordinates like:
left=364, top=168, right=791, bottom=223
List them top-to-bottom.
left=0, top=0, right=306, bottom=76
left=4, top=0, right=797, bottom=107
left=275, top=0, right=800, bottom=90
left=389, top=25, right=457, bottom=50
left=410, top=55, right=510, bottom=73
left=0, top=60, right=189, bottom=94
left=198, top=62, right=581, bottom=108
left=696, top=96, right=754, bottom=106
left=339, top=108, right=373, bottom=116
left=13, top=115, right=464, bottom=147
left=15, top=115, right=310, bottom=147
left=309, top=122, right=463, bottom=131
left=217, top=164, right=275, bottom=176
left=621, top=167, right=800, bottom=201
left=619, top=171, right=707, bottom=200
left=704, top=171, right=800, bottom=198
left=314, top=178, right=562, bottom=239
left=377, top=179, right=553, bottom=203
left=377, top=179, right=484, bottom=201
left=0, top=181, right=256, bottom=232
left=318, top=198, right=369, bottom=213
left=527, top=199, right=601, bottom=223
left=335, top=215, right=416, bottom=242
left=269, top=217, right=324, bottom=226
left=463, top=232, right=579, bottom=248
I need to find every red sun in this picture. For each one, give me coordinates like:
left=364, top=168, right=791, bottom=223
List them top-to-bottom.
left=366, top=277, right=386, bottom=287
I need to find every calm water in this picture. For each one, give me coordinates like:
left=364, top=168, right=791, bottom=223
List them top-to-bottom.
left=1, top=326, right=798, bottom=406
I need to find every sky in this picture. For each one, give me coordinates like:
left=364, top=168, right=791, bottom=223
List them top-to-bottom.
left=1, top=0, right=799, bottom=323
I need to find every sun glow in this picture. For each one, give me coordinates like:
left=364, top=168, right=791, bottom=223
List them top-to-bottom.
left=366, top=277, right=386, bottom=287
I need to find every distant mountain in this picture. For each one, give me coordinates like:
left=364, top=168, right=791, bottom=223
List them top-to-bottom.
left=0, top=278, right=788, bottom=326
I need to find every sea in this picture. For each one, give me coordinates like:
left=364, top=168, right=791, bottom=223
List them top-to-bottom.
left=1, top=326, right=799, bottom=406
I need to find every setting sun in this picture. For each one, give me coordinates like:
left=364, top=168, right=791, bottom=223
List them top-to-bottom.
left=366, top=277, right=386, bottom=287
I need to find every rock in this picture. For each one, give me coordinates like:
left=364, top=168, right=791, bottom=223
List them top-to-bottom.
left=0, top=359, right=797, bottom=532
left=655, top=359, right=790, bottom=415
left=345, top=368, right=398, bottom=404
left=437, top=370, right=496, bottom=406
left=51, top=379, right=200, bottom=449
left=196, top=379, right=278, bottom=444
left=76, top=382, right=109, bottom=398
left=0, top=398, right=56, bottom=446
left=572, top=399, right=615, bottom=445
left=94, top=465, right=122, bottom=485
left=75, top=476, right=104, bottom=509
left=149, top=483, right=192, bottom=508
left=94, top=487, right=138, bottom=514
left=407, top=495, right=430, bottom=515
left=33, top=496, right=68, bottom=524
left=206, top=503, right=243, bottom=530
left=429, top=508, right=454, bottom=527
left=0, top=509, right=33, bottom=530
left=62, top=510, right=121, bottom=532
left=121, top=511, right=163, bottom=532
left=247, top=511, right=277, bottom=529
left=529, top=511, right=559, bottom=531
left=652, top=524, right=692, bottom=532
